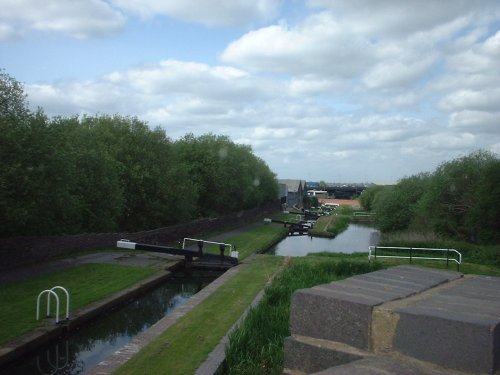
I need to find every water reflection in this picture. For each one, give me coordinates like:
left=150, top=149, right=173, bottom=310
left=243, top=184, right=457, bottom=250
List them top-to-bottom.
left=268, top=224, right=380, bottom=256
left=2, top=271, right=219, bottom=375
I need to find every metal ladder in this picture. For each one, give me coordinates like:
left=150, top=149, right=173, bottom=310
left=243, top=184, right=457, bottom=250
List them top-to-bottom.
left=36, top=286, right=70, bottom=324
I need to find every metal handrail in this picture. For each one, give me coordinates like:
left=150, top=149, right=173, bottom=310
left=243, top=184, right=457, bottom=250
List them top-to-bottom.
left=353, top=211, right=375, bottom=216
left=182, top=238, right=237, bottom=258
left=368, top=246, right=462, bottom=271
left=36, top=286, right=70, bottom=324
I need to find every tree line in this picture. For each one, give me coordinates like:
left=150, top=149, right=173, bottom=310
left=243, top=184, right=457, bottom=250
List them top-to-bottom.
left=0, top=71, right=278, bottom=237
left=360, top=150, right=500, bottom=244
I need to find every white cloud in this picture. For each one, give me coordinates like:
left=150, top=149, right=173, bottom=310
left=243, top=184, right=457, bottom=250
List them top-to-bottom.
left=0, top=0, right=125, bottom=40
left=12, top=0, right=500, bottom=182
left=110, top=0, right=281, bottom=27
left=307, top=0, right=499, bottom=37
left=220, top=12, right=374, bottom=78
left=482, top=30, right=500, bottom=57
left=364, top=56, right=437, bottom=90
left=26, top=59, right=277, bottom=137
left=124, top=60, right=262, bottom=101
left=288, top=77, right=338, bottom=96
left=439, top=89, right=500, bottom=113
left=449, top=111, right=500, bottom=134
left=252, top=126, right=296, bottom=139
left=424, top=132, right=477, bottom=150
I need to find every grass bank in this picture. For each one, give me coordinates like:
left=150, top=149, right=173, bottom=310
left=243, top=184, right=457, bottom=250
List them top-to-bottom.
left=308, top=214, right=351, bottom=237
left=191, top=223, right=288, bottom=259
left=227, top=224, right=288, bottom=258
left=380, top=230, right=500, bottom=271
left=308, top=251, right=500, bottom=277
left=114, top=255, right=283, bottom=375
left=220, top=257, right=384, bottom=374
left=0, top=263, right=157, bottom=345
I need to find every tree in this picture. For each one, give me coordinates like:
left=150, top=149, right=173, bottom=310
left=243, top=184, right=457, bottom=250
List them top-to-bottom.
left=0, top=69, right=29, bottom=120
left=1, top=71, right=279, bottom=236
left=81, top=115, right=196, bottom=231
left=174, top=133, right=277, bottom=217
left=419, top=150, right=499, bottom=241
left=373, top=174, right=429, bottom=232
left=359, top=184, right=385, bottom=212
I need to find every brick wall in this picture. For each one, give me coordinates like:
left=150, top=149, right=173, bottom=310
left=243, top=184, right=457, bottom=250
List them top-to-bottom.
left=0, top=201, right=279, bottom=271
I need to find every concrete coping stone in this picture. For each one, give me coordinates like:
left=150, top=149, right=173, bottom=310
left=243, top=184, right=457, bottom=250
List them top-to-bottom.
left=288, top=266, right=500, bottom=374
left=290, top=266, right=464, bottom=350
left=394, top=275, right=500, bottom=323
left=322, top=277, right=424, bottom=296
left=306, top=285, right=386, bottom=306
left=312, top=355, right=466, bottom=375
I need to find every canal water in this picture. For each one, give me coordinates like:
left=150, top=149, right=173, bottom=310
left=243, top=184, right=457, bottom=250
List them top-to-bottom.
left=268, top=224, right=380, bottom=256
left=2, top=270, right=220, bottom=375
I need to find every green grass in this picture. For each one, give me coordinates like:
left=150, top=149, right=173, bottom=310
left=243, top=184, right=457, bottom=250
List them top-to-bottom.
left=271, top=212, right=304, bottom=224
left=309, top=214, right=351, bottom=237
left=308, top=215, right=335, bottom=237
left=199, top=224, right=288, bottom=259
left=228, top=225, right=288, bottom=258
left=380, top=231, right=500, bottom=268
left=312, top=250, right=500, bottom=276
left=220, top=252, right=500, bottom=375
left=114, top=255, right=283, bottom=375
left=220, top=257, right=384, bottom=374
left=372, top=257, right=500, bottom=276
left=0, top=263, right=156, bottom=345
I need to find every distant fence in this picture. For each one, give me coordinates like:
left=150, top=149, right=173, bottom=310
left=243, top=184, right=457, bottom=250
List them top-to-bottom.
left=0, top=201, right=280, bottom=271
left=353, top=211, right=375, bottom=217
left=368, top=246, right=462, bottom=271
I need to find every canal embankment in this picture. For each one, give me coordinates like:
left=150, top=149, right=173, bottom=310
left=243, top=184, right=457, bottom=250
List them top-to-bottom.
left=0, top=220, right=287, bottom=374
left=0, top=256, right=183, bottom=367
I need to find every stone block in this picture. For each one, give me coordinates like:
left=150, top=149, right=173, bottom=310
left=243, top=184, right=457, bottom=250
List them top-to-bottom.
left=290, top=266, right=462, bottom=350
left=393, top=276, right=500, bottom=374
left=290, top=287, right=381, bottom=349
left=283, top=336, right=363, bottom=374
left=313, top=356, right=455, bottom=375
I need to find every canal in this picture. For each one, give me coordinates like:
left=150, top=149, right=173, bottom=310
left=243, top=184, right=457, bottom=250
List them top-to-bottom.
left=1, top=222, right=378, bottom=374
left=268, top=224, right=380, bottom=256
left=2, top=270, right=220, bottom=375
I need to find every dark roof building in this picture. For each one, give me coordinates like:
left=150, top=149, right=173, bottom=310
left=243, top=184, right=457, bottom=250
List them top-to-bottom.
left=277, top=179, right=305, bottom=209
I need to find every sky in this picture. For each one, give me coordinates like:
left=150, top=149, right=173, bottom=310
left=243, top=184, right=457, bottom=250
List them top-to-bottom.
left=1, top=0, right=499, bottom=184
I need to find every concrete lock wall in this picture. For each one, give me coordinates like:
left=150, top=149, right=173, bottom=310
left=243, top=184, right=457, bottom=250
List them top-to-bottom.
left=0, top=201, right=279, bottom=271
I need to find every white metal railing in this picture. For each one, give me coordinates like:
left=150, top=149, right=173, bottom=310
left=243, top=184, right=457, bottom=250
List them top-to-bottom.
left=353, top=211, right=375, bottom=217
left=182, top=238, right=238, bottom=258
left=368, top=246, right=462, bottom=271
left=36, top=286, right=70, bottom=324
